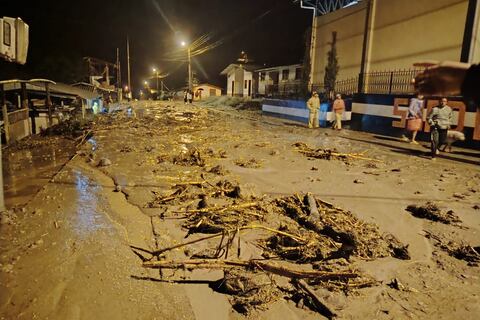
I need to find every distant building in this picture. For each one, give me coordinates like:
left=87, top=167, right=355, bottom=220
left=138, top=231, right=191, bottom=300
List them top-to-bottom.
left=220, top=64, right=259, bottom=97
left=256, top=64, right=303, bottom=97
left=193, top=83, right=222, bottom=100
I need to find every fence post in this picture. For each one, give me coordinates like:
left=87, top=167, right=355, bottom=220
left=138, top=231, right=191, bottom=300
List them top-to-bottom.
left=389, top=72, right=394, bottom=94
left=357, top=73, right=363, bottom=94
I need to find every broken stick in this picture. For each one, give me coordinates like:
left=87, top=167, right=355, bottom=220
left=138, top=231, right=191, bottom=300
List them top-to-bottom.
left=142, top=259, right=358, bottom=280
left=294, top=279, right=336, bottom=319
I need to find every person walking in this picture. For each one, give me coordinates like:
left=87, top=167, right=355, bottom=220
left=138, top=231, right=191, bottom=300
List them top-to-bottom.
left=307, top=91, right=320, bottom=129
left=332, top=94, right=345, bottom=130
left=403, top=94, right=424, bottom=144
left=427, top=97, right=452, bottom=158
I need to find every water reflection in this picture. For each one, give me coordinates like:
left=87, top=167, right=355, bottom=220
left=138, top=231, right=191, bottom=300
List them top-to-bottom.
left=87, top=137, right=97, bottom=151
left=3, top=142, right=73, bottom=208
left=73, top=170, right=106, bottom=238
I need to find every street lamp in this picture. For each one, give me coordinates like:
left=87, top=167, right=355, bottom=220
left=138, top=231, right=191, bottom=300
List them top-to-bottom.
left=181, top=40, right=192, bottom=92
left=152, top=67, right=160, bottom=99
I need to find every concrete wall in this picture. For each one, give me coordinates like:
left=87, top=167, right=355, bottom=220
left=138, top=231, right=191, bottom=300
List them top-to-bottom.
left=311, top=0, right=472, bottom=84
left=367, top=0, right=468, bottom=71
left=470, top=1, right=480, bottom=62
left=311, top=2, right=368, bottom=84
left=226, top=68, right=250, bottom=96
left=9, top=119, right=30, bottom=141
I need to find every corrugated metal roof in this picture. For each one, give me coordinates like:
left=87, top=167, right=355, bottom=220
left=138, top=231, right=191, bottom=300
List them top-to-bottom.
left=3, top=80, right=101, bottom=100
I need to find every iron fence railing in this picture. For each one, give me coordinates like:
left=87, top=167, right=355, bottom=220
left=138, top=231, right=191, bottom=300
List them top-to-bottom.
left=264, top=69, right=423, bottom=99
left=360, top=69, right=422, bottom=94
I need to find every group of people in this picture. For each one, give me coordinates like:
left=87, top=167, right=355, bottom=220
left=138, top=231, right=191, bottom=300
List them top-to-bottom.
left=303, top=60, right=480, bottom=159
left=183, top=90, right=193, bottom=104
left=306, top=92, right=345, bottom=130
left=403, top=95, right=453, bottom=158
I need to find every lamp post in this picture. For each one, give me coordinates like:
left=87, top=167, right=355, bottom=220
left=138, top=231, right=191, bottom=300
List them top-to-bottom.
left=181, top=41, right=192, bottom=92
left=152, top=68, right=159, bottom=99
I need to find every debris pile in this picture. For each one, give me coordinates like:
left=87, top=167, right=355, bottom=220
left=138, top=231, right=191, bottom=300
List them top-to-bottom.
left=293, top=142, right=381, bottom=163
left=172, top=148, right=205, bottom=167
left=234, top=158, right=263, bottom=168
left=274, top=194, right=409, bottom=260
left=406, top=202, right=461, bottom=224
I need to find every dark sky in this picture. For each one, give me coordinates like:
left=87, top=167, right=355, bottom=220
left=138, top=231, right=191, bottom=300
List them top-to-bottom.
left=0, top=0, right=312, bottom=92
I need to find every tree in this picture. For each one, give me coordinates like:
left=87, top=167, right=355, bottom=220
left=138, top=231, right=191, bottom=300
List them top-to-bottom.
left=301, top=27, right=312, bottom=97
left=324, top=31, right=339, bottom=100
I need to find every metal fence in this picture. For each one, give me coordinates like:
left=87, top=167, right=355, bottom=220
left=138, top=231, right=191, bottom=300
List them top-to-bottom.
left=264, top=69, right=423, bottom=99
left=360, top=69, right=421, bottom=94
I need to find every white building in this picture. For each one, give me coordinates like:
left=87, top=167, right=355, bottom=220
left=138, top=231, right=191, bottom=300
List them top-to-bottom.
left=220, top=64, right=259, bottom=97
left=256, top=64, right=303, bottom=96
left=193, top=83, right=222, bottom=100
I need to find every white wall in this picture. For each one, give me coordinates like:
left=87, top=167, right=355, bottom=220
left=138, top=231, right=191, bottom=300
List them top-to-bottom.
left=311, top=0, right=472, bottom=84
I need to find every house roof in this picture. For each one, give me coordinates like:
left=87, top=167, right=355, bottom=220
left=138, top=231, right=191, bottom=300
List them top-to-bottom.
left=220, top=63, right=261, bottom=75
left=255, top=63, right=303, bottom=73
left=2, top=79, right=101, bottom=100
left=194, top=83, right=222, bottom=90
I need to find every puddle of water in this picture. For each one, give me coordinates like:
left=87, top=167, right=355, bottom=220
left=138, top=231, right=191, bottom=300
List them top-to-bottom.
left=2, top=141, right=76, bottom=209
left=73, top=170, right=107, bottom=238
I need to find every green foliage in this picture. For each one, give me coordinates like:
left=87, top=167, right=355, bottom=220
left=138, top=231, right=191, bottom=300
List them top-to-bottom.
left=324, top=32, right=339, bottom=98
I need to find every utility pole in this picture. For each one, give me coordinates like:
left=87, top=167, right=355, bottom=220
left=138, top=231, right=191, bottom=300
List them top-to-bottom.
left=127, top=37, right=132, bottom=97
left=187, top=46, right=192, bottom=92
left=116, top=47, right=122, bottom=102
left=155, top=70, right=159, bottom=99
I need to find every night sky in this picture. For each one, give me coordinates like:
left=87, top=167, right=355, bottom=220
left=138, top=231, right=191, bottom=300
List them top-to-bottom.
left=1, top=0, right=312, bottom=91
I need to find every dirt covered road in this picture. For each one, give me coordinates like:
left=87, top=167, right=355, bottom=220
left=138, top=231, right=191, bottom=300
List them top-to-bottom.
left=1, top=100, right=479, bottom=319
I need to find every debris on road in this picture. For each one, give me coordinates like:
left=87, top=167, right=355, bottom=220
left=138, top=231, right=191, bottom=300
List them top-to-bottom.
left=293, top=142, right=381, bottom=163
left=406, top=203, right=461, bottom=224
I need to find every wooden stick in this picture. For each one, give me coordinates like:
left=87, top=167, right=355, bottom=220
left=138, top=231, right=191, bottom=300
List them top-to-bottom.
left=306, top=193, right=320, bottom=220
left=180, top=202, right=260, bottom=214
left=133, top=224, right=306, bottom=258
left=244, top=224, right=306, bottom=243
left=142, top=259, right=359, bottom=280
left=294, top=279, right=336, bottom=319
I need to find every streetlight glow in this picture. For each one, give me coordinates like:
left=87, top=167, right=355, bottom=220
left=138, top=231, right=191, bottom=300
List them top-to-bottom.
left=181, top=41, right=186, bottom=47
left=152, top=67, right=157, bottom=73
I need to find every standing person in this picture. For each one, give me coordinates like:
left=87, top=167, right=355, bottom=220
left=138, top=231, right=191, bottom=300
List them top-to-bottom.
left=183, top=90, right=188, bottom=104
left=187, top=90, right=193, bottom=104
left=306, top=91, right=320, bottom=129
left=332, top=94, right=345, bottom=130
left=402, top=94, right=424, bottom=144
left=427, top=97, right=452, bottom=158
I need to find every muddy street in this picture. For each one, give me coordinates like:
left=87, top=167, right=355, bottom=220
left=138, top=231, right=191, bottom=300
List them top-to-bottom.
left=1, top=101, right=479, bottom=319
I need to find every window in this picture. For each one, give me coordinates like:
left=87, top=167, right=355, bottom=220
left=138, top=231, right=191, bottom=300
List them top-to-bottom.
left=3, top=21, right=11, bottom=46
left=295, top=68, right=302, bottom=80
left=282, top=69, right=289, bottom=81
left=260, top=72, right=265, bottom=81
left=244, top=80, right=248, bottom=89
left=209, top=88, right=216, bottom=96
